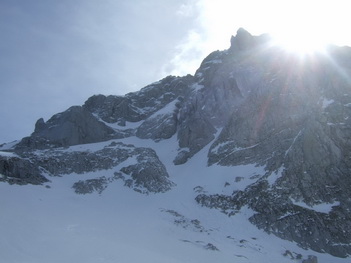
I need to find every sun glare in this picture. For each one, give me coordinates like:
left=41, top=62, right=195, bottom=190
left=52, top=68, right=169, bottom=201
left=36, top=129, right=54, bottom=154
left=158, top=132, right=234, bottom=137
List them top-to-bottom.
left=173, top=0, right=351, bottom=76
left=249, top=0, right=349, bottom=56
left=271, top=31, right=328, bottom=56
left=273, top=35, right=327, bottom=56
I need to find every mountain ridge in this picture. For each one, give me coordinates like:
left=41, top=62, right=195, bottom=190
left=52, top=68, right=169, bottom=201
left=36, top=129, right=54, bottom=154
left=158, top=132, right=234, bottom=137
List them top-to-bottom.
left=1, top=28, right=351, bottom=261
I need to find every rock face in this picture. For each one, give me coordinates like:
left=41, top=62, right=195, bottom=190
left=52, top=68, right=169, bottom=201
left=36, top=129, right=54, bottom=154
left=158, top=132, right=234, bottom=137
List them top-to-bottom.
left=1, top=28, right=351, bottom=258
left=198, top=31, right=351, bottom=257
left=83, top=75, right=193, bottom=124
left=136, top=99, right=180, bottom=141
left=17, top=106, right=117, bottom=149
left=12, top=141, right=174, bottom=194
left=119, top=147, right=175, bottom=193
left=0, top=154, right=48, bottom=185
left=73, top=176, right=114, bottom=195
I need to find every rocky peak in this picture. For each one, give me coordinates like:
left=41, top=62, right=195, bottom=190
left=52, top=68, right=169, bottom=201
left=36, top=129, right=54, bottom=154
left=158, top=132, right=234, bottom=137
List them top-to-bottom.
left=229, top=27, right=271, bottom=52
left=230, top=27, right=254, bottom=50
left=16, top=106, right=117, bottom=149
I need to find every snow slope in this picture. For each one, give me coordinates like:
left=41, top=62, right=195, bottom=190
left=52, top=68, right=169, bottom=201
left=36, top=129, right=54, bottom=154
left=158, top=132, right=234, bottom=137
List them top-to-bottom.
left=0, top=135, right=348, bottom=263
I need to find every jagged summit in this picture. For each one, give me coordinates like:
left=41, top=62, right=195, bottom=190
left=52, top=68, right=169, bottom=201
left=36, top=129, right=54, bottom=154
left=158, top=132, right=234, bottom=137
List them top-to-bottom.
left=229, top=27, right=271, bottom=51
left=230, top=27, right=253, bottom=50
left=1, top=29, right=351, bottom=260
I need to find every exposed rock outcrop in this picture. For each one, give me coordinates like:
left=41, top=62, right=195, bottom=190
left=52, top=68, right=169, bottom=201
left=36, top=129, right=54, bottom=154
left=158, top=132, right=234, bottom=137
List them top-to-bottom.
left=83, top=75, right=193, bottom=124
left=136, top=99, right=180, bottom=141
left=17, top=106, right=117, bottom=149
left=5, top=141, right=174, bottom=194
left=119, top=147, right=175, bottom=193
left=0, top=154, right=48, bottom=185
left=72, top=176, right=115, bottom=195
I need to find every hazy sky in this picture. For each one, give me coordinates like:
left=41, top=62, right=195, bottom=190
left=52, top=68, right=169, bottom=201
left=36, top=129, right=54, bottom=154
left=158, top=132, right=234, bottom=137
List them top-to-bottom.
left=1, top=0, right=351, bottom=143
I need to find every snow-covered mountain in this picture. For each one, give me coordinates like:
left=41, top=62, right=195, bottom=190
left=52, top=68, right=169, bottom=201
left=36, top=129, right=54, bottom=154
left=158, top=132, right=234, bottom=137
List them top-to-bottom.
left=1, top=28, right=351, bottom=263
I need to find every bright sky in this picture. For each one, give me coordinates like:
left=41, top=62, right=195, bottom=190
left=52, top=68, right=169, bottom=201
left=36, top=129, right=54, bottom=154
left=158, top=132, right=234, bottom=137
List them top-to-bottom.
left=1, top=0, right=351, bottom=143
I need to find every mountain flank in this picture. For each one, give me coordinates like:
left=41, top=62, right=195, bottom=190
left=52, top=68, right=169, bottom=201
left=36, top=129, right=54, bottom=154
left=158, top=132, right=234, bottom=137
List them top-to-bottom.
left=1, top=28, right=351, bottom=259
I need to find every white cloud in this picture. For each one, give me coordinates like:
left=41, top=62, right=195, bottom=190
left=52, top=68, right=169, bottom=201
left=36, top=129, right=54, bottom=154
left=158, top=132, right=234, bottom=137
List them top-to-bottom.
left=176, top=3, right=195, bottom=17
left=162, top=30, right=206, bottom=77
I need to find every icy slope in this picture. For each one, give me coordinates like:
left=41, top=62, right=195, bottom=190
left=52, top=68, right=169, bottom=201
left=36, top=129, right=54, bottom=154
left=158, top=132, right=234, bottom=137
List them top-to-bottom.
left=0, top=135, right=348, bottom=263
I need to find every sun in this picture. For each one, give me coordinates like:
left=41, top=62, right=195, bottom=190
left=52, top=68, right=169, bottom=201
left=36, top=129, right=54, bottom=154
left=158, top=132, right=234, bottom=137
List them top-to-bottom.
left=260, top=1, right=338, bottom=56
left=270, top=29, right=329, bottom=56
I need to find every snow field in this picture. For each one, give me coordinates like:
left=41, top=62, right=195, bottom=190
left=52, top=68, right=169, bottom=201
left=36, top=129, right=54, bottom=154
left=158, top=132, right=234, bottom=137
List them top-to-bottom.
left=0, top=134, right=349, bottom=262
